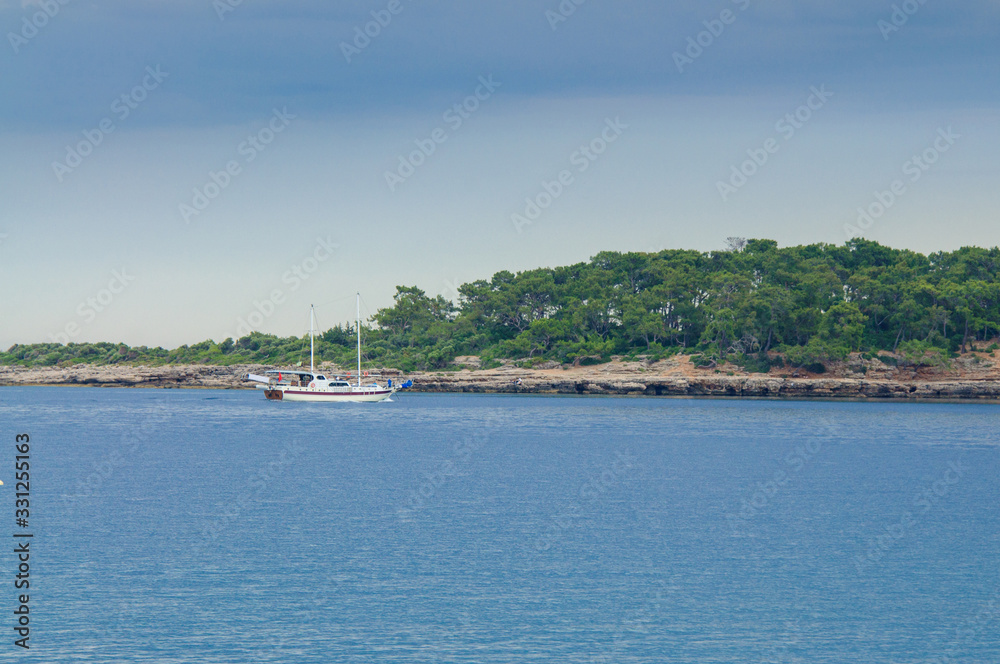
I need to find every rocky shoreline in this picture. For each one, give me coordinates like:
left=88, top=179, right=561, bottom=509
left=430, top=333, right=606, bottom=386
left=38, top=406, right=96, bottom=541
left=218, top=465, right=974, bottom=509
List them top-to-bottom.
left=4, top=355, right=1000, bottom=400
left=0, top=363, right=266, bottom=390
left=404, top=372, right=1000, bottom=400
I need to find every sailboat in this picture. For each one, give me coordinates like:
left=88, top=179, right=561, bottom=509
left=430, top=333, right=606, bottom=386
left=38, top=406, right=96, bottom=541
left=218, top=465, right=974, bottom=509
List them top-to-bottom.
left=245, top=294, right=410, bottom=402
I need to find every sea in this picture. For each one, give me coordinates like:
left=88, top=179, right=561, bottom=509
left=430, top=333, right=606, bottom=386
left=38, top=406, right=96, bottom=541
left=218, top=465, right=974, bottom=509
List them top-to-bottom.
left=1, top=387, right=998, bottom=663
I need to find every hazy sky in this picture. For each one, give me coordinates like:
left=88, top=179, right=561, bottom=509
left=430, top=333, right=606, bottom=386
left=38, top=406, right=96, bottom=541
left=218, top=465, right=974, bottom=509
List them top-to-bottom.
left=2, top=0, right=998, bottom=348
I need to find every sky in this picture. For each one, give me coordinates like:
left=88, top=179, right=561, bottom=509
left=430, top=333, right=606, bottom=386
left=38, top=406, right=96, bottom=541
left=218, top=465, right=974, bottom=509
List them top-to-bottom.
left=1, top=0, right=998, bottom=348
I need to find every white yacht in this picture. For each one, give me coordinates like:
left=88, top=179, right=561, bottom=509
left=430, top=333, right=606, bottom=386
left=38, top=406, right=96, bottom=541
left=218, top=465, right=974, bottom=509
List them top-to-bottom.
left=246, top=295, right=410, bottom=402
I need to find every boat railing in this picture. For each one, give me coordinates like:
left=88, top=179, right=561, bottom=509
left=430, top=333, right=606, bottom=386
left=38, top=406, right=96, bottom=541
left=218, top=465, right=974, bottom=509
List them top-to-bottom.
left=253, top=368, right=409, bottom=389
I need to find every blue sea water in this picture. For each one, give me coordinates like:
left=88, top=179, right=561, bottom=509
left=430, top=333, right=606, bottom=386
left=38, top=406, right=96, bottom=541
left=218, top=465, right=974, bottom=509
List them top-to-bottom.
left=0, top=387, right=998, bottom=663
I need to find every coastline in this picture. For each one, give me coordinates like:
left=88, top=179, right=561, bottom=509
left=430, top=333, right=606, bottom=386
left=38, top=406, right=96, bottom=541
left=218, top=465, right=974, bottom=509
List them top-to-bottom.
left=4, top=354, right=1000, bottom=400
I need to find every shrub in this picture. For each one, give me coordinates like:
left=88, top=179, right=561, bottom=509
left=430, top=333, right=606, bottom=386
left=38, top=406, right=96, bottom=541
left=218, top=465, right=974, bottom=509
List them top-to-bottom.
left=783, top=338, right=849, bottom=368
left=897, top=340, right=948, bottom=368
left=739, top=352, right=775, bottom=374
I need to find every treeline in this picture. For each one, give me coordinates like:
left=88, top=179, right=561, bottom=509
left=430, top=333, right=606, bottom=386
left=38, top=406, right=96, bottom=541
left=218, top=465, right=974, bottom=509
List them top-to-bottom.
left=6, top=239, right=1000, bottom=372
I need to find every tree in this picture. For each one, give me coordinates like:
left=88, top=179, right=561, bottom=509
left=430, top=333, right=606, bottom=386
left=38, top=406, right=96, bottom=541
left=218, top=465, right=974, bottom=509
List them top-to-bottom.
left=11, top=239, right=1000, bottom=372
left=373, top=286, right=456, bottom=346
left=820, top=302, right=867, bottom=352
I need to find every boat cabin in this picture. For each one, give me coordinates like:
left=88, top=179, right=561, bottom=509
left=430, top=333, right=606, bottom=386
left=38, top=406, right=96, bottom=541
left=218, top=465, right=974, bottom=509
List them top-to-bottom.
left=263, top=370, right=358, bottom=389
left=264, top=370, right=326, bottom=386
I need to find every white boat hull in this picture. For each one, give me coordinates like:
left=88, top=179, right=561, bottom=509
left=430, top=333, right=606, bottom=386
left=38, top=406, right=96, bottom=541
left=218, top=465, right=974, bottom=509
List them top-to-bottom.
left=261, top=386, right=395, bottom=403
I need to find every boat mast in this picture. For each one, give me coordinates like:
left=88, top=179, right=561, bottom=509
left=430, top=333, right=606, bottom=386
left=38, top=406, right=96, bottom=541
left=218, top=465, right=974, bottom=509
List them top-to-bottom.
left=356, top=293, right=361, bottom=387
left=310, top=304, right=315, bottom=374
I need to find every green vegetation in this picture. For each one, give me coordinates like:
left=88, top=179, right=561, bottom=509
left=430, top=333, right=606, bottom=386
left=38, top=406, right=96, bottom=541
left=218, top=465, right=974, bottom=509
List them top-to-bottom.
left=6, top=239, right=1000, bottom=372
